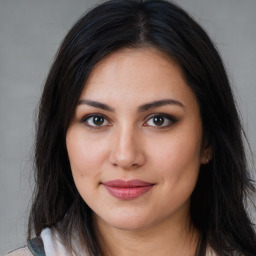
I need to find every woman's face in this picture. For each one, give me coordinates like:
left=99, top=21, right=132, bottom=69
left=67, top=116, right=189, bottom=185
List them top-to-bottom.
left=66, top=47, right=209, bottom=232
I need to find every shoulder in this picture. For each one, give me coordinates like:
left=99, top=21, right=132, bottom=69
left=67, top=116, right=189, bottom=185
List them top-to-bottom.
left=7, top=228, right=88, bottom=256
left=7, top=236, right=45, bottom=256
left=6, top=247, right=33, bottom=256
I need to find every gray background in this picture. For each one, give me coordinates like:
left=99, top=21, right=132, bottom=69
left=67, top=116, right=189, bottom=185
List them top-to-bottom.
left=0, top=0, right=255, bottom=254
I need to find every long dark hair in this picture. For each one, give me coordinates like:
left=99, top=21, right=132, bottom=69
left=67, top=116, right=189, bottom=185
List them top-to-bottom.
left=28, top=0, right=256, bottom=255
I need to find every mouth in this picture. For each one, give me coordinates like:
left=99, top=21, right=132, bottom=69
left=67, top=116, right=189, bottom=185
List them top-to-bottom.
left=102, top=179, right=154, bottom=200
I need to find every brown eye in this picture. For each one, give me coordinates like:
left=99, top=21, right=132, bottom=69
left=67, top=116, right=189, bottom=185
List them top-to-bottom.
left=82, top=114, right=110, bottom=128
left=144, top=114, right=177, bottom=128
left=93, top=116, right=104, bottom=126
left=153, top=116, right=164, bottom=126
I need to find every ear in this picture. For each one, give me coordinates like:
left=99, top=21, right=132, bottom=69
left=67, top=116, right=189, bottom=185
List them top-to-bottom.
left=200, top=141, right=213, bottom=165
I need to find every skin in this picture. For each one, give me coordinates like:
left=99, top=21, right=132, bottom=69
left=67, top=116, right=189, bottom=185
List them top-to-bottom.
left=66, top=47, right=211, bottom=256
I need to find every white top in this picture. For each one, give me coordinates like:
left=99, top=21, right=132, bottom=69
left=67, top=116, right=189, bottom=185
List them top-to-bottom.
left=8, top=227, right=217, bottom=255
left=41, top=228, right=87, bottom=256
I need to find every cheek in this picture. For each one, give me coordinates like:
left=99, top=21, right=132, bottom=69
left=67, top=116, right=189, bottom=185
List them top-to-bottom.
left=66, top=127, right=105, bottom=205
left=148, top=127, right=202, bottom=189
left=66, top=128, right=107, bottom=177
left=66, top=133, right=105, bottom=211
left=150, top=134, right=201, bottom=169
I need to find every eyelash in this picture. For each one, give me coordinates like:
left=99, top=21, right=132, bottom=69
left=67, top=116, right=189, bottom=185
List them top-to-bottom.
left=81, top=113, right=177, bottom=130
left=81, top=113, right=111, bottom=129
left=143, top=113, right=177, bottom=128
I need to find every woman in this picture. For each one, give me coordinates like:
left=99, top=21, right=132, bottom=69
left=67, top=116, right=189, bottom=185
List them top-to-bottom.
left=8, top=0, right=256, bottom=255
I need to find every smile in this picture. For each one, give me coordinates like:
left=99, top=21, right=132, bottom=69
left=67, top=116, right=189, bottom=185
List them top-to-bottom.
left=102, top=179, right=154, bottom=200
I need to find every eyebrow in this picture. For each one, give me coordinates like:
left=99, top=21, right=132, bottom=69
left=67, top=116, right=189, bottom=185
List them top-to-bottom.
left=78, top=99, right=184, bottom=112
left=78, top=99, right=115, bottom=112
left=138, top=99, right=184, bottom=112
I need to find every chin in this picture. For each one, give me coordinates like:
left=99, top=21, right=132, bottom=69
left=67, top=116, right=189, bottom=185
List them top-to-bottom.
left=96, top=211, right=153, bottom=231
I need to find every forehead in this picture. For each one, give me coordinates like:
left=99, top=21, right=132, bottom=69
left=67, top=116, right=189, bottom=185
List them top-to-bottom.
left=79, top=47, right=198, bottom=109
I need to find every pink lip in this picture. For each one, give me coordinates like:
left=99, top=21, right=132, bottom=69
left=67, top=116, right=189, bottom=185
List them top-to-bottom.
left=102, top=179, right=154, bottom=200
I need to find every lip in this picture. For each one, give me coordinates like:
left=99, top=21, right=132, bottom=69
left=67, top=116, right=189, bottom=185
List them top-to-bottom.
left=102, top=179, right=154, bottom=200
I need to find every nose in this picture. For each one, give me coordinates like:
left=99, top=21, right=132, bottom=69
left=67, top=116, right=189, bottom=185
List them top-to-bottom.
left=109, top=126, right=146, bottom=170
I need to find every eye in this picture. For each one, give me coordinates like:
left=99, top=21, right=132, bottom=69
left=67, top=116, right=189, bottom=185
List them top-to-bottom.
left=81, top=114, right=111, bottom=129
left=144, top=114, right=176, bottom=128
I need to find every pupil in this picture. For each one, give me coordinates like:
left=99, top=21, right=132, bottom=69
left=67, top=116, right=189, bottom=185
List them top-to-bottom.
left=93, top=116, right=104, bottom=125
left=153, top=116, right=164, bottom=126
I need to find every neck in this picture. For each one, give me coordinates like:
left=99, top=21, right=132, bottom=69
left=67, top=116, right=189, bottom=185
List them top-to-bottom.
left=93, top=214, right=200, bottom=256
